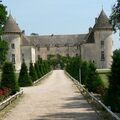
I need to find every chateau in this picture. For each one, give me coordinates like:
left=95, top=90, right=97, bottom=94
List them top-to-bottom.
left=3, top=10, right=113, bottom=71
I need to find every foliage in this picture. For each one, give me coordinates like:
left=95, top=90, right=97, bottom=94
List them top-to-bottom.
left=110, top=0, right=120, bottom=32
left=0, top=1, right=8, bottom=34
left=31, top=33, right=39, bottom=36
left=0, top=38, right=8, bottom=67
left=104, top=49, right=120, bottom=112
left=66, top=57, right=104, bottom=94
left=66, top=57, right=81, bottom=81
left=18, top=61, right=32, bottom=87
left=35, top=61, right=41, bottom=78
left=81, top=61, right=89, bottom=85
left=1, top=62, right=19, bottom=94
left=29, top=62, right=37, bottom=82
left=0, top=87, right=11, bottom=101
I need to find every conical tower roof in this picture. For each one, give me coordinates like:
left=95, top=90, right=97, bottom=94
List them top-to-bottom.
left=94, top=10, right=112, bottom=30
left=4, top=14, right=21, bottom=33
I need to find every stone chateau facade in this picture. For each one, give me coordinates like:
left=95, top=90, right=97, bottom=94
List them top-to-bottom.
left=2, top=10, right=113, bottom=71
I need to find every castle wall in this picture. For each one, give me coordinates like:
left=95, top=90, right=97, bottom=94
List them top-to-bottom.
left=94, top=30, right=113, bottom=68
left=3, top=34, right=21, bottom=71
left=81, top=43, right=96, bottom=63
left=21, top=46, right=35, bottom=69
left=35, top=46, right=80, bottom=60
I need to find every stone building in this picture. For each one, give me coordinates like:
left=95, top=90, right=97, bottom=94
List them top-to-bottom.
left=2, top=10, right=113, bottom=71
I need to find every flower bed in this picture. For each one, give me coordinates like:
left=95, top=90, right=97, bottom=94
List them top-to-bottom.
left=0, top=88, right=11, bottom=102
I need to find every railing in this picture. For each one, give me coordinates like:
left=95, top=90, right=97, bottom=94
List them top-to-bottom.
left=33, top=71, right=53, bottom=85
left=65, top=71, right=120, bottom=120
left=0, top=90, right=23, bottom=111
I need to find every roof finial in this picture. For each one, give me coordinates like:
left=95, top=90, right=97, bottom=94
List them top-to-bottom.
left=102, top=4, right=104, bottom=11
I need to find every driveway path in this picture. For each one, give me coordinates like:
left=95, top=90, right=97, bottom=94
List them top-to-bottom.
left=2, top=70, right=99, bottom=120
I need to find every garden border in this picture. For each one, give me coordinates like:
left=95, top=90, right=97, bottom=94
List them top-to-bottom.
left=0, top=90, right=23, bottom=111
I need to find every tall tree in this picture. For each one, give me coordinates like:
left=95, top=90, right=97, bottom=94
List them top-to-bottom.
left=110, top=0, right=120, bottom=32
left=0, top=1, right=8, bottom=34
left=0, top=1, right=8, bottom=67
left=0, top=39, right=8, bottom=67
left=104, top=49, right=120, bottom=112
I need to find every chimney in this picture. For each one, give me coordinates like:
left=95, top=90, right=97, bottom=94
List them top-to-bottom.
left=95, top=17, right=98, bottom=24
left=89, top=27, right=92, bottom=33
left=22, top=30, right=25, bottom=35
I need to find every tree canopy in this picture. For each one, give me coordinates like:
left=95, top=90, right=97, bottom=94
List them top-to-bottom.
left=110, top=0, right=120, bottom=32
left=0, top=1, right=7, bottom=34
left=0, top=1, right=8, bottom=67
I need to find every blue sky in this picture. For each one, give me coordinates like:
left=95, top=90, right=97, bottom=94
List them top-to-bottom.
left=3, top=0, right=120, bottom=49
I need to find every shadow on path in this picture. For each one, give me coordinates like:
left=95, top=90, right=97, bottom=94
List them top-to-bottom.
left=31, top=95, right=98, bottom=120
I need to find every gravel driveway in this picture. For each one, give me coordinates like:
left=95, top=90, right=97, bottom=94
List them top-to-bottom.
left=2, top=70, right=99, bottom=120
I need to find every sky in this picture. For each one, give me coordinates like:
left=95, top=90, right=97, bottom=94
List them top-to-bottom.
left=2, top=0, right=120, bottom=50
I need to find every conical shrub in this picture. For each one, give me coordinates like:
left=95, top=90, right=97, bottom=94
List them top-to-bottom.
left=18, top=61, right=32, bottom=87
left=1, top=62, right=19, bottom=94
left=29, top=62, right=37, bottom=82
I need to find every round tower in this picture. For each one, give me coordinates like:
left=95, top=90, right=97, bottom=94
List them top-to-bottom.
left=93, top=10, right=113, bottom=68
left=3, top=14, right=22, bottom=71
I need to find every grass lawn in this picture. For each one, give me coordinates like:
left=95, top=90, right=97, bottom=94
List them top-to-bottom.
left=99, top=73, right=109, bottom=88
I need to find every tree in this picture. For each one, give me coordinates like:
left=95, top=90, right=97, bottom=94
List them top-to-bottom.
left=110, top=0, right=120, bottom=32
left=0, top=1, right=8, bottom=33
left=0, top=1, right=8, bottom=67
left=31, top=33, right=39, bottom=36
left=0, top=38, right=8, bottom=67
left=104, top=49, right=120, bottom=112
left=18, top=61, right=32, bottom=87
left=81, top=61, right=89, bottom=85
left=85, top=61, right=103, bottom=93
left=1, top=62, right=19, bottom=94
left=29, top=62, right=37, bottom=82
left=35, top=62, right=41, bottom=78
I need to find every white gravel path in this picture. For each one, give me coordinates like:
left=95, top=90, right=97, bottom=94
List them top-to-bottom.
left=2, top=70, right=99, bottom=120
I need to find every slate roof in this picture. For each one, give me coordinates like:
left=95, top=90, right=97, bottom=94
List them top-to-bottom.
left=93, top=10, right=112, bottom=30
left=4, top=14, right=21, bottom=33
left=27, top=34, right=86, bottom=47
left=21, top=35, right=31, bottom=46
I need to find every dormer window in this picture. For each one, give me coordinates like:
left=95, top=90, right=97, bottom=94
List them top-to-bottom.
left=11, top=43, right=15, bottom=49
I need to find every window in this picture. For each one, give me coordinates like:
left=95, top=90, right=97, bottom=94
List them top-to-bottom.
left=101, top=41, right=104, bottom=48
left=11, top=43, right=15, bottom=49
left=37, top=47, right=40, bottom=51
left=101, top=51, right=105, bottom=61
left=22, top=53, right=24, bottom=61
left=12, top=54, right=15, bottom=64
left=38, top=55, right=40, bottom=59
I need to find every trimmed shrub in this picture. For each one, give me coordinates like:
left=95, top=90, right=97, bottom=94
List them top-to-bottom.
left=18, top=61, right=32, bottom=87
left=85, top=61, right=103, bottom=93
left=1, top=62, right=19, bottom=94
left=29, top=62, right=37, bottom=82
left=35, top=62, right=41, bottom=78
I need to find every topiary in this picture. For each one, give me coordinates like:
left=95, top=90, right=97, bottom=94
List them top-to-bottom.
left=18, top=61, right=32, bottom=87
left=1, top=62, right=19, bottom=94
left=29, top=62, right=37, bottom=82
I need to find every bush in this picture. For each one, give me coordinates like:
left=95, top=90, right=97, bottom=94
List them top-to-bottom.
left=104, top=49, right=120, bottom=112
left=18, top=61, right=32, bottom=87
left=85, top=61, right=104, bottom=93
left=1, top=62, right=19, bottom=94
left=29, top=62, right=37, bottom=82
left=35, top=62, right=41, bottom=78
